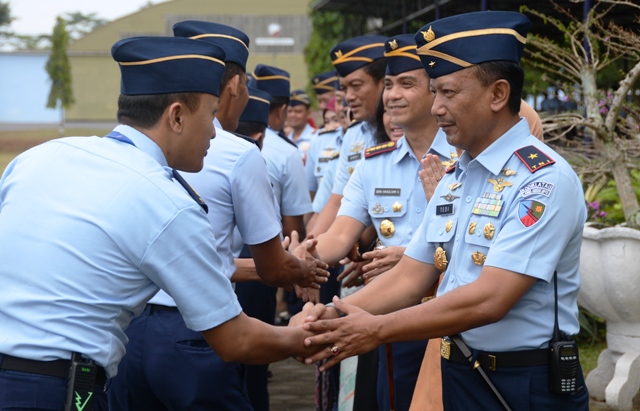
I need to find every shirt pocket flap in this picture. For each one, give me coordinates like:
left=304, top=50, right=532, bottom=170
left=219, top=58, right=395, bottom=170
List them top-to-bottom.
left=369, top=198, right=408, bottom=218
left=426, top=216, right=457, bottom=243
left=464, top=218, right=501, bottom=248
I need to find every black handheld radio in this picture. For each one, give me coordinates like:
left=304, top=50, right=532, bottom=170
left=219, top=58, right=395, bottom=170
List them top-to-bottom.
left=548, top=271, right=581, bottom=395
left=65, top=353, right=97, bottom=411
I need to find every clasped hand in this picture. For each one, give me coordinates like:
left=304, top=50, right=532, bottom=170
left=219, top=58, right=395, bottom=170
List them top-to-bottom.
left=286, top=231, right=330, bottom=302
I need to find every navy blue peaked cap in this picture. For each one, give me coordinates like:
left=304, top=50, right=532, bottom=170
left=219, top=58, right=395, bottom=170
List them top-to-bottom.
left=415, top=11, right=531, bottom=79
left=173, top=20, right=249, bottom=72
left=384, top=34, right=423, bottom=76
left=330, top=35, right=387, bottom=77
left=112, top=36, right=226, bottom=96
left=252, top=64, right=291, bottom=98
left=312, top=70, right=339, bottom=94
left=239, top=87, right=271, bottom=125
left=290, top=90, right=310, bottom=107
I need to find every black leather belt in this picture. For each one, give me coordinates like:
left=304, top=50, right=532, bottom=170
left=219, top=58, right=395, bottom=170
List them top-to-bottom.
left=148, top=304, right=179, bottom=313
left=442, top=338, right=548, bottom=371
left=0, top=354, right=106, bottom=385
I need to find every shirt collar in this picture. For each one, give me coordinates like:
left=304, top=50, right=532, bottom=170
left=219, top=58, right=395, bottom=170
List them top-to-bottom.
left=214, top=117, right=222, bottom=129
left=457, top=118, right=531, bottom=176
left=113, top=124, right=168, bottom=167
left=427, top=129, right=455, bottom=160
left=392, top=136, right=412, bottom=165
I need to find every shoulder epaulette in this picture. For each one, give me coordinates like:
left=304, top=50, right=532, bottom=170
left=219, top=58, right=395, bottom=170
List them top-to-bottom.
left=347, top=120, right=362, bottom=130
left=230, top=131, right=259, bottom=148
left=277, top=131, right=298, bottom=148
left=364, top=141, right=396, bottom=159
left=514, top=145, right=555, bottom=173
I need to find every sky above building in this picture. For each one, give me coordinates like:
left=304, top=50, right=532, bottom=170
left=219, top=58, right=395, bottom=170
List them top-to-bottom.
left=7, top=0, right=166, bottom=36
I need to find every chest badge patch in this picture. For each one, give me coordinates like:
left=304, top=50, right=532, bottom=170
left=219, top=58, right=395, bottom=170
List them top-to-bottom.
left=501, top=168, right=517, bottom=176
left=520, top=181, right=554, bottom=198
left=448, top=182, right=462, bottom=191
left=441, top=193, right=460, bottom=202
left=472, top=193, right=504, bottom=217
left=518, top=200, right=547, bottom=227
left=371, top=203, right=383, bottom=214
left=380, top=219, right=396, bottom=238
left=445, top=219, right=454, bottom=233
left=468, top=221, right=477, bottom=235
left=483, top=222, right=495, bottom=240
left=434, top=246, right=448, bottom=272
left=471, top=251, right=487, bottom=266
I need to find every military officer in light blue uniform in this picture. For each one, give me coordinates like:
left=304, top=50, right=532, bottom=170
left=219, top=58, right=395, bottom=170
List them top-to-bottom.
left=297, top=11, right=589, bottom=411
left=308, top=34, right=455, bottom=411
left=310, top=35, right=387, bottom=236
left=0, top=36, right=319, bottom=411
left=252, top=64, right=312, bottom=238
left=312, top=69, right=339, bottom=111
left=287, top=90, right=317, bottom=161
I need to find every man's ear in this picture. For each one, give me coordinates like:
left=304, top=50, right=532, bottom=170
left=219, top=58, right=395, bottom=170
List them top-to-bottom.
left=227, top=74, right=241, bottom=98
left=489, top=79, right=510, bottom=113
left=167, top=102, right=186, bottom=133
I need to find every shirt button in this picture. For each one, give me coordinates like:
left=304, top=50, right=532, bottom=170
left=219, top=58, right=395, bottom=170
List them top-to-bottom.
left=466, top=196, right=472, bottom=203
left=384, top=207, right=389, bottom=212
left=416, top=208, right=421, bottom=213
left=439, top=229, right=444, bottom=235
left=476, top=230, right=482, bottom=237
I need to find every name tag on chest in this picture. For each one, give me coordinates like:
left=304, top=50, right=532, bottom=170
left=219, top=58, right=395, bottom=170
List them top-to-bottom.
left=348, top=153, right=362, bottom=162
left=375, top=188, right=401, bottom=196
left=436, top=204, right=454, bottom=215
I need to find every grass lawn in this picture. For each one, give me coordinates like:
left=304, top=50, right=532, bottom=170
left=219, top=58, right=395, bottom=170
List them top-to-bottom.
left=0, top=127, right=113, bottom=174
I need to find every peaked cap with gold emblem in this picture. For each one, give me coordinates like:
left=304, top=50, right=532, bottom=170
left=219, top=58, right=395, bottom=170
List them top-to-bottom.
left=414, top=11, right=531, bottom=79
left=173, top=21, right=249, bottom=72
left=384, top=34, right=423, bottom=76
left=330, top=35, right=387, bottom=77
left=112, top=36, right=226, bottom=96
left=251, top=64, right=290, bottom=98
left=312, top=70, right=339, bottom=95
left=239, top=87, right=271, bottom=126
left=290, top=90, right=311, bottom=107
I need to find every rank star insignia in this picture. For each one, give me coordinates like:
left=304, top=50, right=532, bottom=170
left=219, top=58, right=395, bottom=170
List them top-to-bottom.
left=422, top=26, right=435, bottom=42
left=389, top=39, right=398, bottom=50
left=335, top=50, right=343, bottom=58
left=528, top=153, right=538, bottom=160
left=501, top=168, right=517, bottom=176
left=487, top=178, right=514, bottom=192
left=448, top=182, right=462, bottom=191
left=441, top=193, right=459, bottom=202
left=392, top=201, right=403, bottom=212
left=445, top=219, right=453, bottom=233
left=483, top=222, right=495, bottom=240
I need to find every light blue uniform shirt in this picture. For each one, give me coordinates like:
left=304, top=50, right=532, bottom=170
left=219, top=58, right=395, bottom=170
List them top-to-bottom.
left=405, top=119, right=585, bottom=351
left=150, top=120, right=282, bottom=306
left=331, top=121, right=376, bottom=196
left=0, top=125, right=241, bottom=377
left=262, top=127, right=312, bottom=216
left=305, top=127, right=343, bottom=193
left=339, top=131, right=453, bottom=246
left=312, top=153, right=339, bottom=213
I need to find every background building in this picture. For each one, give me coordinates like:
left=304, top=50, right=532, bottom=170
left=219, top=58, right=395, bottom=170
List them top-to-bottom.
left=65, top=0, right=312, bottom=122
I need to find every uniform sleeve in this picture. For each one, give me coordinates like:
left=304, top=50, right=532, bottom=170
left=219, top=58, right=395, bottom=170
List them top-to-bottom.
left=331, top=131, right=354, bottom=196
left=305, top=139, right=320, bottom=192
left=231, top=147, right=282, bottom=245
left=280, top=151, right=313, bottom=216
left=312, top=159, right=335, bottom=213
left=337, top=160, right=371, bottom=226
left=484, top=167, right=585, bottom=282
left=141, top=206, right=242, bottom=332
left=404, top=211, right=434, bottom=264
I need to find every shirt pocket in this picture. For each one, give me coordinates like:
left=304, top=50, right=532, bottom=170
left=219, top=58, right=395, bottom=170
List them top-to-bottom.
left=369, top=197, right=408, bottom=245
left=425, top=215, right=457, bottom=245
left=458, top=217, right=502, bottom=283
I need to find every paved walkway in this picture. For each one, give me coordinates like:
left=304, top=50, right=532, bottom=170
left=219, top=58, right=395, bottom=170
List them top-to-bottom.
left=269, top=357, right=317, bottom=411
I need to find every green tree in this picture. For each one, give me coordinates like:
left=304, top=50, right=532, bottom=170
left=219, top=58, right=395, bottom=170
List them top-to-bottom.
left=0, top=0, right=13, bottom=42
left=303, top=9, right=367, bottom=95
left=63, top=12, right=107, bottom=41
left=46, top=16, right=74, bottom=135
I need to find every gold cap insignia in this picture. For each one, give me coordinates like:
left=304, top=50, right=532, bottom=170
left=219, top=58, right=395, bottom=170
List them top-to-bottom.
left=422, top=26, right=435, bottom=43
left=389, top=39, right=398, bottom=50
left=334, top=50, right=343, bottom=59
left=429, top=61, right=436, bottom=68
left=314, top=78, right=319, bottom=83
left=392, top=201, right=403, bottom=212
left=380, top=219, right=395, bottom=238
left=468, top=221, right=477, bottom=235
left=483, top=222, right=495, bottom=240
left=434, top=246, right=448, bottom=272
left=471, top=251, right=486, bottom=266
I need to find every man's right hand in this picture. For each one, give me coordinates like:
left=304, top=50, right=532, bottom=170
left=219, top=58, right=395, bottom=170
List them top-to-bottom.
left=290, top=231, right=330, bottom=289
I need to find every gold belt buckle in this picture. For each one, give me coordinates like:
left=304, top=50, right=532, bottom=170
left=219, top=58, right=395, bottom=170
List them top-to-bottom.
left=440, top=338, right=451, bottom=360
left=488, top=354, right=497, bottom=371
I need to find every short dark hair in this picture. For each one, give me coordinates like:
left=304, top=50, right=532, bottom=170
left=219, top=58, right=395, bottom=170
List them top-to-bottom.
left=362, top=58, right=387, bottom=83
left=472, top=61, right=523, bottom=115
left=219, top=62, right=244, bottom=95
left=117, top=93, right=202, bottom=129
left=373, top=95, right=390, bottom=145
left=269, top=96, right=290, bottom=113
left=236, top=121, right=267, bottom=139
